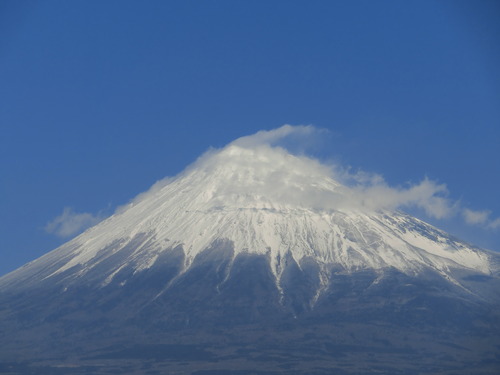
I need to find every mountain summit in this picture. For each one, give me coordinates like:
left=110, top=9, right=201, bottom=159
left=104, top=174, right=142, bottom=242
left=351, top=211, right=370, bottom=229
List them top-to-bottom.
left=1, top=126, right=499, bottom=374
left=1, top=139, right=493, bottom=290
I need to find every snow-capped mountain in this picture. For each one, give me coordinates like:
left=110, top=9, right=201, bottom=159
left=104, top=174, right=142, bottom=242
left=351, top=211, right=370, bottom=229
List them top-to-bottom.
left=0, top=128, right=499, bottom=374
left=0, top=143, right=495, bottom=292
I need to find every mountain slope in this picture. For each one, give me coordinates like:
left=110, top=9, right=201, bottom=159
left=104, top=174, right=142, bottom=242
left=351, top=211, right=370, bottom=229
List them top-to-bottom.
left=0, top=132, right=499, bottom=374
left=0, top=144, right=495, bottom=292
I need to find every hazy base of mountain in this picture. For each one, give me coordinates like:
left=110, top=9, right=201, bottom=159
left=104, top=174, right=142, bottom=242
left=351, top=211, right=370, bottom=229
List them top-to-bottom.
left=1, top=244, right=499, bottom=375
left=1, top=324, right=498, bottom=375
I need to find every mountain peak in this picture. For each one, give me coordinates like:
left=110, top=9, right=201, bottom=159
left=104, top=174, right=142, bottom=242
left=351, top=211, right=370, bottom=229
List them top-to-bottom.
left=1, top=128, right=500, bottom=375
left=1, top=135, right=494, bottom=294
left=185, top=142, right=341, bottom=211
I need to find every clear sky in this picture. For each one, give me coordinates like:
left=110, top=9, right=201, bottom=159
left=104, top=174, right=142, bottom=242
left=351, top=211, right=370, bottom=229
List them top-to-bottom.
left=1, top=0, right=499, bottom=277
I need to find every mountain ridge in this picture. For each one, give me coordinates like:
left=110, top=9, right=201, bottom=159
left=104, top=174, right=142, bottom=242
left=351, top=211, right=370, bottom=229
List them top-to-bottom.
left=1, top=129, right=499, bottom=374
left=0, top=143, right=496, bottom=297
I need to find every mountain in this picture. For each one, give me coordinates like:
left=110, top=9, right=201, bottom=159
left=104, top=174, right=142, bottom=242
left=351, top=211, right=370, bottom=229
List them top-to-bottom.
left=1, top=134, right=499, bottom=374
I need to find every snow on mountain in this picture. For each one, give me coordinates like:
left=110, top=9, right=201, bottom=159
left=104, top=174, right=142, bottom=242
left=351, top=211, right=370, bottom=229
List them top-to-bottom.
left=1, top=127, right=499, bottom=375
left=0, top=130, right=494, bottom=292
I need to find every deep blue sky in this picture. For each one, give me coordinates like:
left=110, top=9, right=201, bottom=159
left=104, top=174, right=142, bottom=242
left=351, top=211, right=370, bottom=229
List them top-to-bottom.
left=1, top=0, right=499, bottom=276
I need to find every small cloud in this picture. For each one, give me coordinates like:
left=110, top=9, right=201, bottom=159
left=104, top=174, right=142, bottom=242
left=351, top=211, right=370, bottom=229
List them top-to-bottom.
left=230, top=124, right=327, bottom=152
left=343, top=176, right=455, bottom=219
left=45, top=207, right=104, bottom=238
left=461, top=208, right=500, bottom=230
left=463, top=208, right=490, bottom=225
left=487, top=217, right=500, bottom=230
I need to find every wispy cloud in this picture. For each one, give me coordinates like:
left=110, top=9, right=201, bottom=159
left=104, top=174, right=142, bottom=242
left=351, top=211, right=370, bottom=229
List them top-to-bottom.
left=230, top=124, right=318, bottom=148
left=104, top=125, right=500, bottom=233
left=225, top=125, right=497, bottom=228
left=345, top=176, right=455, bottom=219
left=45, top=207, right=104, bottom=238
left=462, top=208, right=500, bottom=230
left=463, top=208, right=490, bottom=225
left=489, top=218, right=500, bottom=230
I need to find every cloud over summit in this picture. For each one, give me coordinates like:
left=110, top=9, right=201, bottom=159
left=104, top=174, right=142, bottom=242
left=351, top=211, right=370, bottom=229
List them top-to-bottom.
left=46, top=125, right=500, bottom=240
left=206, top=125, right=455, bottom=218
left=214, top=125, right=496, bottom=227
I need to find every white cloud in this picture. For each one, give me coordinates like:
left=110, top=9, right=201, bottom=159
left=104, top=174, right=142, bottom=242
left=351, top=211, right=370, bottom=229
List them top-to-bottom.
left=230, top=124, right=318, bottom=148
left=113, top=125, right=498, bottom=232
left=226, top=125, right=494, bottom=225
left=175, top=126, right=457, bottom=219
left=346, top=177, right=455, bottom=219
left=45, top=207, right=104, bottom=238
left=463, top=208, right=490, bottom=225
left=461, top=209, right=500, bottom=231
left=489, top=218, right=500, bottom=230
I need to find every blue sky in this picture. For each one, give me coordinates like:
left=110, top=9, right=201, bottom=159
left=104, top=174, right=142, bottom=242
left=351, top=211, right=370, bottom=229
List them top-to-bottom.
left=1, top=0, right=499, bottom=276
